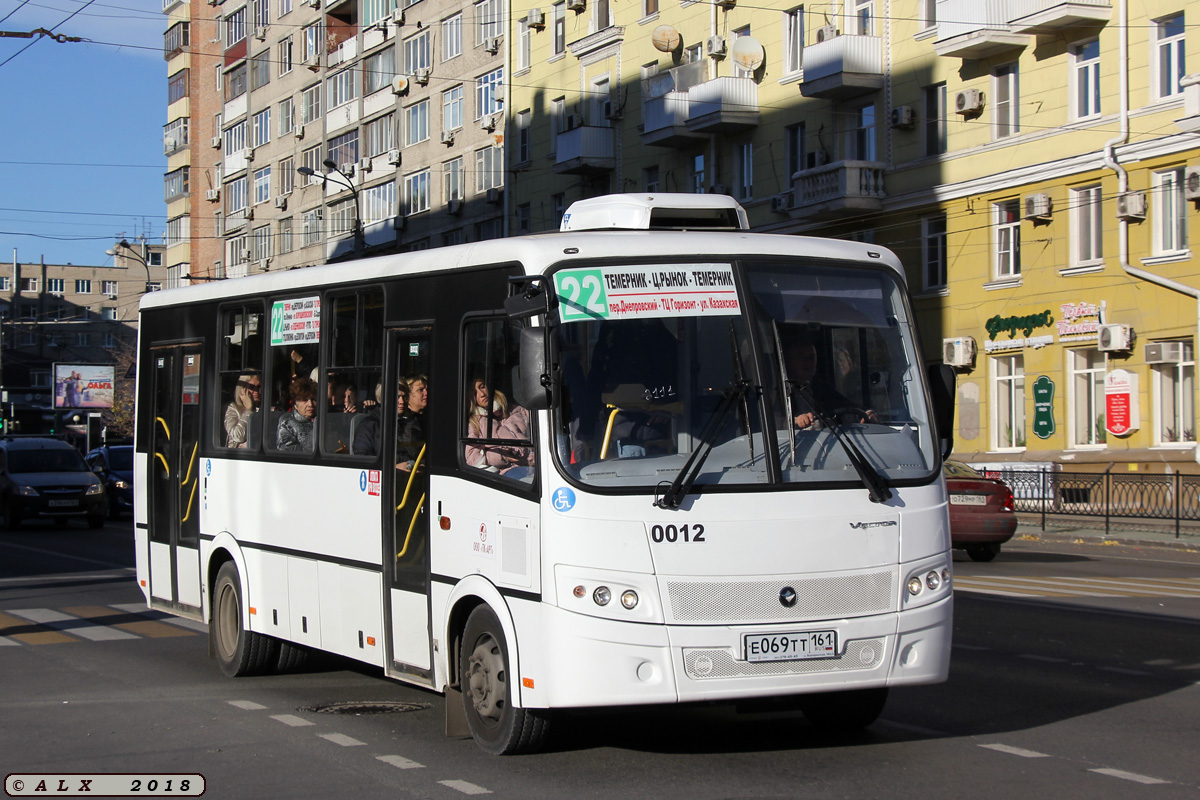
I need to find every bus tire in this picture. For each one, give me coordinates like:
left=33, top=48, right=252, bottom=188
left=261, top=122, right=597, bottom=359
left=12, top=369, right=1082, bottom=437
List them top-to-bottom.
left=966, top=543, right=1000, bottom=562
left=212, top=561, right=278, bottom=677
left=459, top=605, right=549, bottom=755
left=275, top=641, right=310, bottom=673
left=799, top=687, right=888, bottom=733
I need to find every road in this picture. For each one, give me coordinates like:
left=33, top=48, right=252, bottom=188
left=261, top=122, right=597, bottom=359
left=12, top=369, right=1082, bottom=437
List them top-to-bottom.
left=2, top=522, right=1199, bottom=799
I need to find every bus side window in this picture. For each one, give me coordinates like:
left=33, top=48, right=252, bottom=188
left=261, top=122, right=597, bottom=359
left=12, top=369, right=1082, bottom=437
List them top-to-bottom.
left=325, top=288, right=384, bottom=457
left=218, top=304, right=264, bottom=450
left=460, top=317, right=535, bottom=483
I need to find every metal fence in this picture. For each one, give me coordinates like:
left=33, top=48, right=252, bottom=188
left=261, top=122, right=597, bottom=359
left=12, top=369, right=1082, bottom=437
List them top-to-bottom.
left=986, top=469, right=1200, bottom=538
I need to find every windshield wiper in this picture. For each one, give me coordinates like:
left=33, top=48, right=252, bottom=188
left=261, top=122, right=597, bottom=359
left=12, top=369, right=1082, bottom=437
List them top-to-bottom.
left=656, top=380, right=751, bottom=510
left=791, top=382, right=892, bottom=504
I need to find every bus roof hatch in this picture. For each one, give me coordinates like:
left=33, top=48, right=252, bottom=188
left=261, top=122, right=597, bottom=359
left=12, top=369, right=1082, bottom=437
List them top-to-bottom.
left=560, top=193, right=750, bottom=232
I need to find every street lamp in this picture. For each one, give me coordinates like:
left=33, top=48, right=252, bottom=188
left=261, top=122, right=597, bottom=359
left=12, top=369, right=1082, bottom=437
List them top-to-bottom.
left=297, top=158, right=365, bottom=258
left=106, top=239, right=153, bottom=294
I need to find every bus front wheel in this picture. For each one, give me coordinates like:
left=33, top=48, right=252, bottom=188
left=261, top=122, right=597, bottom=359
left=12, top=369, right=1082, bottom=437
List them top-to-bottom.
left=212, top=561, right=278, bottom=677
left=459, top=605, right=549, bottom=755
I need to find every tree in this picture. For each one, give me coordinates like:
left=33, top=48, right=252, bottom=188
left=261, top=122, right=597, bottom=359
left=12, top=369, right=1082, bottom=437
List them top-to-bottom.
left=104, top=338, right=137, bottom=439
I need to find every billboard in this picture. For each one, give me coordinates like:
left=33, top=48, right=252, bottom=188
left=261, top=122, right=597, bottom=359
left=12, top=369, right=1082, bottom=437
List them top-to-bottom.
left=54, top=364, right=115, bottom=410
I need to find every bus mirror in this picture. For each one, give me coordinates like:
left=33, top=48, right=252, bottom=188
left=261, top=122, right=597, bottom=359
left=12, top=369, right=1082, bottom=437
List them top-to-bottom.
left=505, top=277, right=551, bottom=319
left=514, top=327, right=553, bottom=410
left=927, top=363, right=956, bottom=460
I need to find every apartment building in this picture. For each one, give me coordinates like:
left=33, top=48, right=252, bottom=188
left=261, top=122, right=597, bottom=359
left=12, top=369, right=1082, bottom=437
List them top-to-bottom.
left=506, top=0, right=1199, bottom=472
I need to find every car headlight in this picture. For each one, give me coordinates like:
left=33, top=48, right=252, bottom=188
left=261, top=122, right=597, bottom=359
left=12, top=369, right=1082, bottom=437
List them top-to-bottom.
left=113, top=480, right=130, bottom=490
left=86, top=484, right=104, bottom=496
left=16, top=485, right=39, bottom=497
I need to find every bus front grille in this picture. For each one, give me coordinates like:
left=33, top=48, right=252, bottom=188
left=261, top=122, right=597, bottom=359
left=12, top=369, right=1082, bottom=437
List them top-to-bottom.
left=665, top=570, right=895, bottom=624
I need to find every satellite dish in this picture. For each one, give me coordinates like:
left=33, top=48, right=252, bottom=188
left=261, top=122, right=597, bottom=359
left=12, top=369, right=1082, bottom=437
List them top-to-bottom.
left=651, top=24, right=681, bottom=53
left=730, top=35, right=765, bottom=72
left=391, top=75, right=410, bottom=95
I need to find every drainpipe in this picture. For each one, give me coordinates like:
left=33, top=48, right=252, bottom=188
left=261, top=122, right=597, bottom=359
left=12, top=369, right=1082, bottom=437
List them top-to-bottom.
left=1101, top=0, right=1200, bottom=465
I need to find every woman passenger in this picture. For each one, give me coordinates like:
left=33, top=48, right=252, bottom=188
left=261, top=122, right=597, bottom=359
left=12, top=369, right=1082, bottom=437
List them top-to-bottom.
left=224, top=373, right=261, bottom=448
left=277, top=377, right=317, bottom=452
left=464, top=377, right=532, bottom=474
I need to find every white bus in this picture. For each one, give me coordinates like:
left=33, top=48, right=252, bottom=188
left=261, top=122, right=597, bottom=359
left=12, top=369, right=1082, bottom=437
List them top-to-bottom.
left=134, top=194, right=956, bottom=754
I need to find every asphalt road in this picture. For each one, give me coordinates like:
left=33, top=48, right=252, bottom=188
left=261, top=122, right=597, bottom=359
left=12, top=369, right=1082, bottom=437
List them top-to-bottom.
left=2, top=522, right=1198, bottom=799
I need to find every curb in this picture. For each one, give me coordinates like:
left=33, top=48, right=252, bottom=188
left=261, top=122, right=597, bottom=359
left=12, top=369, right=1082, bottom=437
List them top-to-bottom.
left=1013, top=523, right=1200, bottom=552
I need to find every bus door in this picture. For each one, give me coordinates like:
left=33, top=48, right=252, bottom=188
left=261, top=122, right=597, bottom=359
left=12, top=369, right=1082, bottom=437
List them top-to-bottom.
left=384, top=328, right=433, bottom=677
left=147, top=344, right=204, bottom=614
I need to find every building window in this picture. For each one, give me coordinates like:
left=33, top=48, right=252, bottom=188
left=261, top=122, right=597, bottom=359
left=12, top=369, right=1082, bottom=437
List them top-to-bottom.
left=252, top=0, right=269, bottom=29
left=475, top=0, right=501, bottom=44
left=643, top=0, right=657, bottom=14
left=853, top=0, right=874, bottom=36
left=921, top=0, right=935, bottom=28
left=552, top=2, right=565, bottom=55
left=225, top=5, right=246, bottom=47
left=783, top=6, right=803, bottom=75
left=442, top=13, right=463, bottom=61
left=1154, top=13, right=1186, bottom=100
left=517, top=19, right=531, bottom=72
left=163, top=21, right=190, bottom=58
left=302, top=22, right=323, bottom=61
left=404, top=30, right=430, bottom=75
left=278, top=36, right=293, bottom=75
left=1071, top=39, right=1100, bottom=120
left=364, top=47, right=395, bottom=95
left=250, top=50, right=270, bottom=91
left=224, top=62, right=247, bottom=101
left=993, top=64, right=1019, bottom=139
left=327, top=67, right=357, bottom=110
left=476, top=68, right=504, bottom=118
left=168, top=69, right=189, bottom=104
left=924, top=82, right=946, bottom=157
left=302, top=84, right=321, bottom=124
left=443, top=85, right=464, bottom=131
left=278, top=97, right=294, bottom=137
left=550, top=97, right=565, bottom=154
left=405, top=99, right=429, bottom=145
left=848, top=102, right=876, bottom=161
left=252, top=108, right=271, bottom=147
left=517, top=109, right=531, bottom=163
left=365, top=113, right=395, bottom=156
left=163, top=118, right=189, bottom=154
left=223, top=119, right=247, bottom=154
left=785, top=122, right=806, bottom=176
left=328, top=130, right=359, bottom=170
left=734, top=140, right=753, bottom=200
left=475, top=145, right=503, bottom=192
left=301, top=146, right=322, bottom=184
left=691, top=153, right=705, bottom=193
left=276, top=157, right=293, bottom=196
left=444, top=157, right=465, bottom=202
left=643, top=165, right=659, bottom=192
left=164, top=167, right=189, bottom=202
left=253, top=167, right=272, bottom=205
left=1154, top=167, right=1188, bottom=254
left=404, top=169, right=431, bottom=215
left=226, top=176, right=248, bottom=214
left=362, top=182, right=396, bottom=223
left=1071, top=184, right=1103, bottom=265
left=552, top=193, right=565, bottom=227
left=328, top=199, right=354, bottom=238
left=994, top=199, right=1021, bottom=279
left=516, top=203, right=531, bottom=234
left=302, top=207, right=323, bottom=246
left=922, top=213, right=947, bottom=289
left=278, top=217, right=293, bottom=254
left=252, top=225, right=272, bottom=261
left=148, top=251, right=163, bottom=267
left=47, top=278, right=64, bottom=295
left=75, top=279, right=91, bottom=294
left=102, top=280, right=118, bottom=297
left=77, top=333, right=92, bottom=347
left=104, top=333, right=118, bottom=348
left=1153, top=340, right=1195, bottom=444
left=1069, top=349, right=1107, bottom=446
left=992, top=354, right=1025, bottom=450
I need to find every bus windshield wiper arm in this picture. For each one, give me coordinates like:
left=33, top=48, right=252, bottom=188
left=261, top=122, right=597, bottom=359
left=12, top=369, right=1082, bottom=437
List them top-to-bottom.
left=656, top=380, right=751, bottom=510
left=791, top=382, right=892, bottom=504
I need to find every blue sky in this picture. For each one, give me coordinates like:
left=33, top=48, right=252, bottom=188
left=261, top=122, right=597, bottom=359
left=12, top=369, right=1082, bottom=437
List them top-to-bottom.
left=0, top=0, right=165, bottom=266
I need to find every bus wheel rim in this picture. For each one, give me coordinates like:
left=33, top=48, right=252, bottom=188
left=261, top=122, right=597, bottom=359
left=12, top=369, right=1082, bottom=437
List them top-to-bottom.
left=466, top=634, right=505, bottom=723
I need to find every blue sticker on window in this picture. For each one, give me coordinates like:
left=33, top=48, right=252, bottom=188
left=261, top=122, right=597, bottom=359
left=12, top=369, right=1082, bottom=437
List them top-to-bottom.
left=205, top=459, right=212, bottom=476
left=359, top=471, right=368, bottom=492
left=552, top=487, right=576, bottom=512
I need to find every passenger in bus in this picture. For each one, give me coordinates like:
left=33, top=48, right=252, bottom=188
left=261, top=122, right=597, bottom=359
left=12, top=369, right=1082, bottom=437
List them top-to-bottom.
left=783, top=337, right=877, bottom=430
left=224, top=373, right=262, bottom=448
left=396, top=375, right=428, bottom=472
left=276, top=377, right=317, bottom=452
left=464, top=378, right=533, bottom=476
left=328, top=379, right=359, bottom=414
left=352, top=381, right=408, bottom=459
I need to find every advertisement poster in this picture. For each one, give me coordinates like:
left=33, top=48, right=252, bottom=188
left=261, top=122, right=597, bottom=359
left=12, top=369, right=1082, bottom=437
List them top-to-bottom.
left=53, top=364, right=115, bottom=409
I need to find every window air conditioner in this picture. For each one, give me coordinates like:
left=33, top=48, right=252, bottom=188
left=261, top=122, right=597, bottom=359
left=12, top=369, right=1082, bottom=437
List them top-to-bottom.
left=566, top=0, right=585, bottom=10
left=716, top=0, right=735, bottom=8
left=391, top=8, right=404, bottom=24
left=526, top=8, right=545, bottom=28
left=815, top=25, right=838, bottom=43
left=255, top=26, right=267, bottom=41
left=485, top=36, right=501, bottom=54
left=707, top=36, right=727, bottom=58
left=414, top=67, right=431, bottom=85
left=391, top=76, right=410, bottom=95
left=955, top=88, right=984, bottom=115
left=889, top=106, right=915, bottom=129
left=480, top=114, right=498, bottom=132
left=294, top=124, right=305, bottom=139
left=441, top=129, right=456, bottom=144
left=211, top=136, right=222, bottom=149
left=245, top=148, right=255, bottom=162
left=387, top=149, right=402, bottom=165
left=360, top=157, right=373, bottom=173
left=1184, top=166, right=1200, bottom=201
left=486, top=187, right=503, bottom=204
left=206, top=188, right=220, bottom=201
left=1116, top=191, right=1146, bottom=220
left=770, top=193, right=794, bottom=213
left=1023, top=193, right=1052, bottom=221
left=274, top=196, right=288, bottom=209
left=448, top=198, right=463, bottom=215
left=244, top=207, right=254, bottom=220
left=239, top=248, right=252, bottom=260
left=1097, top=324, right=1134, bottom=352
left=942, top=337, right=976, bottom=368
left=1145, top=342, right=1184, bottom=364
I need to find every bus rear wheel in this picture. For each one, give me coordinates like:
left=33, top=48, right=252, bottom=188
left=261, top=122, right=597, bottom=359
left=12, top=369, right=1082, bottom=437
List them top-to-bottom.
left=212, top=561, right=279, bottom=677
left=459, top=605, right=549, bottom=755
left=799, top=687, right=888, bottom=733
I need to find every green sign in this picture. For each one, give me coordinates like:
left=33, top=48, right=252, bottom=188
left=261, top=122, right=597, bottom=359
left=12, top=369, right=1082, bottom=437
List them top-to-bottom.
left=554, top=268, right=609, bottom=322
left=1032, top=375, right=1055, bottom=440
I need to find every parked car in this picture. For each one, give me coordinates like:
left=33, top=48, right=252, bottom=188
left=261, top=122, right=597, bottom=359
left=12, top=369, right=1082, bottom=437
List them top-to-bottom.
left=0, top=437, right=107, bottom=529
left=85, top=445, right=134, bottom=519
left=944, top=460, right=1017, bottom=562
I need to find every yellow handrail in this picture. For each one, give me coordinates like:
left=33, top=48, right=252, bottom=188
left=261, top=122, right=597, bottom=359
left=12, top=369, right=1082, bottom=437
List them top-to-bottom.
left=600, top=404, right=622, bottom=460
left=156, top=416, right=171, bottom=440
left=181, top=442, right=198, bottom=484
left=395, top=444, right=427, bottom=512
left=154, top=452, right=169, bottom=474
left=181, top=478, right=198, bottom=523
left=396, top=493, right=426, bottom=559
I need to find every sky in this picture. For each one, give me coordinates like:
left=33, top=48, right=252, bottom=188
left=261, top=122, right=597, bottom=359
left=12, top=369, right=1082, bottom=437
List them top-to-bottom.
left=0, top=0, right=165, bottom=267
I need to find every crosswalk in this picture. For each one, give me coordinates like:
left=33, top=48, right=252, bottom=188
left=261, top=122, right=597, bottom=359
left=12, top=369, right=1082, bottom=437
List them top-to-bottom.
left=954, top=575, right=1200, bottom=599
left=0, top=604, right=206, bottom=646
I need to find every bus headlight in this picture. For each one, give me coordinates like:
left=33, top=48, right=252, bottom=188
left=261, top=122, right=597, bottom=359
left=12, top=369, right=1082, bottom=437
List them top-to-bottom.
left=926, top=571, right=941, bottom=590
left=907, top=576, right=923, bottom=596
left=593, top=586, right=611, bottom=606
left=620, top=590, right=639, bottom=609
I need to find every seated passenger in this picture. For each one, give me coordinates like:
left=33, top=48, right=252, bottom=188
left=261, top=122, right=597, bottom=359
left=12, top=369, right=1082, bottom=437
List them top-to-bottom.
left=783, top=337, right=876, bottom=430
left=224, top=372, right=261, bottom=448
left=277, top=377, right=317, bottom=452
left=464, top=378, right=533, bottom=476
left=353, top=382, right=408, bottom=459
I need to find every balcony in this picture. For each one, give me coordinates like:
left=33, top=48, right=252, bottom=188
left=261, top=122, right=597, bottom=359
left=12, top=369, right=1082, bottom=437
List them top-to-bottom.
left=933, top=0, right=1028, bottom=58
left=1008, top=0, right=1111, bottom=33
left=798, top=35, right=883, bottom=100
left=686, top=77, right=758, bottom=134
left=641, top=92, right=707, bottom=147
left=554, top=126, right=615, bottom=175
left=790, top=160, right=886, bottom=219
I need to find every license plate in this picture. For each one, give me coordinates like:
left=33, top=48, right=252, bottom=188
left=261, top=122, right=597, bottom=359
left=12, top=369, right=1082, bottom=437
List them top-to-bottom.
left=951, top=494, right=987, bottom=506
left=48, top=499, right=78, bottom=508
left=743, top=630, right=837, bottom=663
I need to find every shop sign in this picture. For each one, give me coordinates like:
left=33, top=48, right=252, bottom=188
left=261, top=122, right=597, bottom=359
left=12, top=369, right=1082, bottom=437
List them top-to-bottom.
left=1057, top=301, right=1102, bottom=342
left=983, top=309, right=1055, bottom=352
left=1104, top=369, right=1139, bottom=437
left=1032, top=376, right=1056, bottom=439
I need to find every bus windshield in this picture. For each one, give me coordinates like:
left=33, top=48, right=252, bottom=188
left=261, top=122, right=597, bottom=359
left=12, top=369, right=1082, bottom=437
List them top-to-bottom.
left=552, top=258, right=937, bottom=493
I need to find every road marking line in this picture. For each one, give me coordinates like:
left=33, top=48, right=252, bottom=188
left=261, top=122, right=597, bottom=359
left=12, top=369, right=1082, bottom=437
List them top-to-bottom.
left=109, top=604, right=209, bottom=633
left=63, top=605, right=198, bottom=639
left=6, top=608, right=137, bottom=641
left=1018, top=654, right=1068, bottom=663
left=1098, top=666, right=1152, bottom=676
left=228, top=700, right=267, bottom=711
left=271, top=714, right=314, bottom=727
left=319, top=733, right=365, bottom=747
left=979, top=743, right=1050, bottom=758
left=376, top=755, right=425, bottom=770
left=1089, top=768, right=1169, bottom=785
left=438, top=780, right=492, bottom=795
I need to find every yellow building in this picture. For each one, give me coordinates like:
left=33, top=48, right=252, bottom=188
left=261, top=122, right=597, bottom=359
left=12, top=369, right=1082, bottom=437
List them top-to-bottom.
left=508, top=0, right=1200, bottom=473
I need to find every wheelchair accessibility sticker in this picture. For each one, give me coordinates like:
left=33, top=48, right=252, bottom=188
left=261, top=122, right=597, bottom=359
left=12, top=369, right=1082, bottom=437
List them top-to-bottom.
left=360, top=470, right=381, bottom=496
left=552, top=487, right=576, bottom=513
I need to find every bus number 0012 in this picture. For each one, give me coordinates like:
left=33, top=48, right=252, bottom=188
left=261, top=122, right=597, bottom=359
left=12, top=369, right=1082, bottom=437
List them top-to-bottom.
left=650, top=524, right=705, bottom=543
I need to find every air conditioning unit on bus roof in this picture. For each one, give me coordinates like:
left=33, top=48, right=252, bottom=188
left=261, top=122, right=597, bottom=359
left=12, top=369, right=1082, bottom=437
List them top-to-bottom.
left=943, top=336, right=976, bottom=368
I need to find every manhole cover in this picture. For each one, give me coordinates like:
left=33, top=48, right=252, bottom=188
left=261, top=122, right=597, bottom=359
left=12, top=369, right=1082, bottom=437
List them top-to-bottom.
left=301, top=701, right=431, bottom=715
